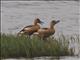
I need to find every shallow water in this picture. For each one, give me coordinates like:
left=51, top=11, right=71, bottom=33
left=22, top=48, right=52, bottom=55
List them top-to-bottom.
left=1, top=1, right=79, bottom=36
left=1, top=56, right=80, bottom=60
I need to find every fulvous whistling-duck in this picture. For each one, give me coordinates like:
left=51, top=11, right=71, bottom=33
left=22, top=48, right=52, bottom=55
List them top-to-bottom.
left=17, top=18, right=43, bottom=37
left=34, top=20, right=60, bottom=40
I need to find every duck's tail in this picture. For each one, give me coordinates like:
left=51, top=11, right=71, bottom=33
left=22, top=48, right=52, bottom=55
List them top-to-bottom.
left=17, top=30, right=24, bottom=36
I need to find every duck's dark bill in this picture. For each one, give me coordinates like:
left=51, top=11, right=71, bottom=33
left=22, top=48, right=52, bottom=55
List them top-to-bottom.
left=56, top=20, right=60, bottom=24
left=40, top=21, right=44, bottom=24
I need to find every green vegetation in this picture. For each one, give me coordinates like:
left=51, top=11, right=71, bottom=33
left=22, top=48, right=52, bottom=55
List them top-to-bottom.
left=0, top=34, right=79, bottom=58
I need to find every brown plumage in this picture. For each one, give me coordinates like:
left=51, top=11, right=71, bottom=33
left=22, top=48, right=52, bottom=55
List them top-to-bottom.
left=17, top=18, right=43, bottom=36
left=34, top=20, right=60, bottom=40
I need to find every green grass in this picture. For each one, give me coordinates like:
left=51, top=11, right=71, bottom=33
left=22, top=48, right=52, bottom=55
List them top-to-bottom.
left=0, top=33, right=79, bottom=58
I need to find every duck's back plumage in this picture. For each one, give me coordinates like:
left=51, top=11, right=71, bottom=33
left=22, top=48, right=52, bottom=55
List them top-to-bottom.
left=19, top=24, right=40, bottom=36
left=24, top=25, right=33, bottom=28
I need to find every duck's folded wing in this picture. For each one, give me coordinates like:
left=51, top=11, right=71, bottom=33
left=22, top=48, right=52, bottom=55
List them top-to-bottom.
left=21, top=25, right=34, bottom=31
left=24, top=25, right=33, bottom=28
left=33, top=28, right=49, bottom=35
left=38, top=28, right=48, bottom=32
left=42, top=28, right=48, bottom=30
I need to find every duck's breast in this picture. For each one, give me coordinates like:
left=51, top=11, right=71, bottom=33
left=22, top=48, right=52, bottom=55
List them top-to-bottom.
left=38, top=28, right=55, bottom=37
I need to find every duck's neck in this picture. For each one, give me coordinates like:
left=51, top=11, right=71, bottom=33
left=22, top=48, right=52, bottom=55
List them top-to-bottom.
left=34, top=22, right=38, bottom=25
left=34, top=22, right=40, bottom=29
left=50, top=24, right=54, bottom=29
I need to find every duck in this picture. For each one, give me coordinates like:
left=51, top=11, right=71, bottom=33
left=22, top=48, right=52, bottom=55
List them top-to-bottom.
left=17, top=18, right=43, bottom=37
left=34, top=20, right=60, bottom=40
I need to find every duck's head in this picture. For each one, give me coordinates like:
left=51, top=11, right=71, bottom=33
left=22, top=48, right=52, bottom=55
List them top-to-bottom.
left=34, top=18, right=44, bottom=25
left=51, top=20, right=60, bottom=26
